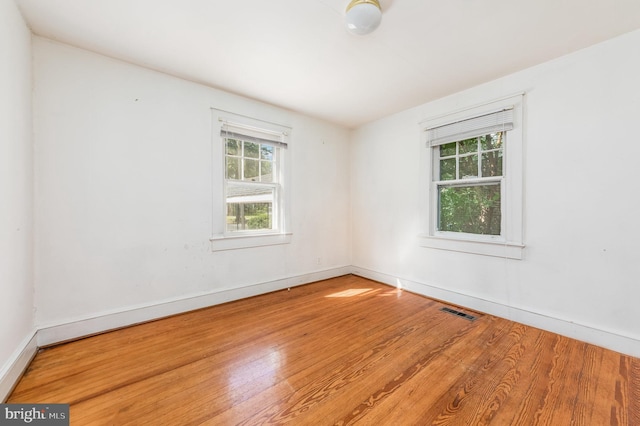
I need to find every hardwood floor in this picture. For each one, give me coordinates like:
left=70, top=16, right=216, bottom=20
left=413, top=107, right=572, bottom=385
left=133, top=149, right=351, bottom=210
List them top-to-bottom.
left=8, top=275, right=640, bottom=425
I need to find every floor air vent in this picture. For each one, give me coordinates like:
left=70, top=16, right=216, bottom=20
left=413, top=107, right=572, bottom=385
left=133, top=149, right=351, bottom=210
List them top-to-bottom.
left=440, top=307, right=477, bottom=321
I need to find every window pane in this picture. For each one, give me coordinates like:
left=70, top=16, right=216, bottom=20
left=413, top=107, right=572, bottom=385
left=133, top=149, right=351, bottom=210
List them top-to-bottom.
left=480, top=132, right=504, bottom=150
left=459, top=138, right=478, bottom=154
left=226, top=139, right=239, bottom=155
left=244, top=141, right=259, bottom=159
left=440, top=142, right=456, bottom=157
left=261, top=145, right=274, bottom=160
left=481, top=151, right=503, bottom=177
left=459, top=155, right=478, bottom=179
left=226, top=157, right=240, bottom=179
left=439, top=158, right=456, bottom=181
left=244, top=159, right=259, bottom=180
left=260, top=160, right=273, bottom=182
left=226, top=183, right=274, bottom=232
left=438, top=184, right=501, bottom=235
left=227, top=202, right=273, bottom=231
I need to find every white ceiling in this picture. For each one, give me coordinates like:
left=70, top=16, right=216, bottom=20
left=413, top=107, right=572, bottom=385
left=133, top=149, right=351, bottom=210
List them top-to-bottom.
left=15, top=0, right=640, bottom=128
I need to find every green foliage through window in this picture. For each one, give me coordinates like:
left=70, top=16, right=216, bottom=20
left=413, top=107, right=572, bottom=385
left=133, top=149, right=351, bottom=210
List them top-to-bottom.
left=436, top=132, right=504, bottom=236
left=438, top=184, right=501, bottom=235
left=226, top=202, right=272, bottom=231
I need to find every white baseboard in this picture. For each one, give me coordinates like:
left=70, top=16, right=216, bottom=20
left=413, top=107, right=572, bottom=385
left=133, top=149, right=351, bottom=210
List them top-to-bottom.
left=37, top=266, right=352, bottom=347
left=350, top=266, right=640, bottom=358
left=0, top=331, right=38, bottom=402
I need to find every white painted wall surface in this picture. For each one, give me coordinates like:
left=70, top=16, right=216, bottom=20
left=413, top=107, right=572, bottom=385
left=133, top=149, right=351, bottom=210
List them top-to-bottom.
left=0, top=0, right=34, bottom=390
left=351, top=29, right=640, bottom=355
left=33, top=38, right=351, bottom=327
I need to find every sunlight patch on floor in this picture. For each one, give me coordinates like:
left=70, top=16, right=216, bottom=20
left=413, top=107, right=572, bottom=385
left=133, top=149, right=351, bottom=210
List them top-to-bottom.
left=325, top=288, right=376, bottom=298
left=377, top=289, right=402, bottom=297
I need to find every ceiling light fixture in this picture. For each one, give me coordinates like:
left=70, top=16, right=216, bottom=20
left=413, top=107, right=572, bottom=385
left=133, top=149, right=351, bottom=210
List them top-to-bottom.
left=345, top=0, right=382, bottom=35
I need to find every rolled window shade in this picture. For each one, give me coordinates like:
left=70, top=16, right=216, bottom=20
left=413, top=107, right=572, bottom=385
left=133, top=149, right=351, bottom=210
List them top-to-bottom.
left=427, top=108, right=514, bottom=147
left=220, top=123, right=288, bottom=149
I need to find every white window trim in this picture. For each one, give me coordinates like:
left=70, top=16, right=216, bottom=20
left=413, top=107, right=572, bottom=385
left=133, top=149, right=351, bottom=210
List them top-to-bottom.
left=418, top=93, right=525, bottom=259
left=210, top=108, right=292, bottom=251
left=210, top=232, right=292, bottom=251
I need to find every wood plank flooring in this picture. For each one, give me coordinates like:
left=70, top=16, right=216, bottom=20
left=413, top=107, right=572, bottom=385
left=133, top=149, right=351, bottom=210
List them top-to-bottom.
left=8, top=275, right=640, bottom=425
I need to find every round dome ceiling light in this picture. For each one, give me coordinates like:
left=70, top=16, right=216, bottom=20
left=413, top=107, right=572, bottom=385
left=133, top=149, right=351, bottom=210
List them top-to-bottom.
left=345, top=0, right=382, bottom=35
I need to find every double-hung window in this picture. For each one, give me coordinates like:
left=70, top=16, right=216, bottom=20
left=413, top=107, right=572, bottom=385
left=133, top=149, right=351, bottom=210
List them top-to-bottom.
left=419, top=94, right=524, bottom=259
left=211, top=109, right=291, bottom=251
left=222, top=124, right=283, bottom=233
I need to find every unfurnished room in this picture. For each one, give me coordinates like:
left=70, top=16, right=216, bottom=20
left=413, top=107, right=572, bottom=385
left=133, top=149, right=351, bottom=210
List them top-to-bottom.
left=1, top=0, right=640, bottom=424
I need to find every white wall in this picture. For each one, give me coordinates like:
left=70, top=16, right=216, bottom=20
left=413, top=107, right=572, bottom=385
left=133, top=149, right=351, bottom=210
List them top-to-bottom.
left=0, top=0, right=34, bottom=396
left=351, top=29, right=640, bottom=356
left=33, top=38, right=351, bottom=329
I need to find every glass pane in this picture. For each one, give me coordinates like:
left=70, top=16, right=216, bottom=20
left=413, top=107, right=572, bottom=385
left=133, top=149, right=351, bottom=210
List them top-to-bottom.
left=480, top=132, right=504, bottom=150
left=459, top=138, right=478, bottom=154
left=225, top=139, right=239, bottom=155
left=244, top=141, right=259, bottom=159
left=440, top=142, right=456, bottom=157
left=261, top=145, right=274, bottom=160
left=481, top=151, right=503, bottom=177
left=459, top=155, right=478, bottom=179
left=226, top=157, right=240, bottom=180
left=439, top=158, right=456, bottom=181
left=243, top=159, right=259, bottom=180
left=260, top=160, right=273, bottom=182
left=226, top=183, right=274, bottom=232
left=438, top=184, right=501, bottom=235
left=226, top=202, right=273, bottom=231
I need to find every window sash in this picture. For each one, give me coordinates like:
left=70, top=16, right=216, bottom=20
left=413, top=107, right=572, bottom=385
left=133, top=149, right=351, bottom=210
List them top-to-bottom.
left=435, top=134, right=504, bottom=182
left=225, top=138, right=277, bottom=183
left=435, top=180, right=503, bottom=237
left=225, top=181, right=278, bottom=233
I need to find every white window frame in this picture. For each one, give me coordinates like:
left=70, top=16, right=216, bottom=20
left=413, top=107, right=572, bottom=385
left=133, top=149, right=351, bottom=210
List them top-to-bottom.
left=418, top=94, right=525, bottom=259
left=210, top=109, right=292, bottom=251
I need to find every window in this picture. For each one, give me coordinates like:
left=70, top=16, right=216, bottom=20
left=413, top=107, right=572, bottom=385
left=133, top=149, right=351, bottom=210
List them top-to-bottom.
left=419, top=94, right=524, bottom=259
left=210, top=109, right=291, bottom=251
left=224, top=134, right=279, bottom=233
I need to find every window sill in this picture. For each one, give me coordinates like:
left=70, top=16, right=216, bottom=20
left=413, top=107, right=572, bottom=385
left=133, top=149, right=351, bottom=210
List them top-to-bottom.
left=210, top=232, right=292, bottom=251
left=418, top=234, right=524, bottom=259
